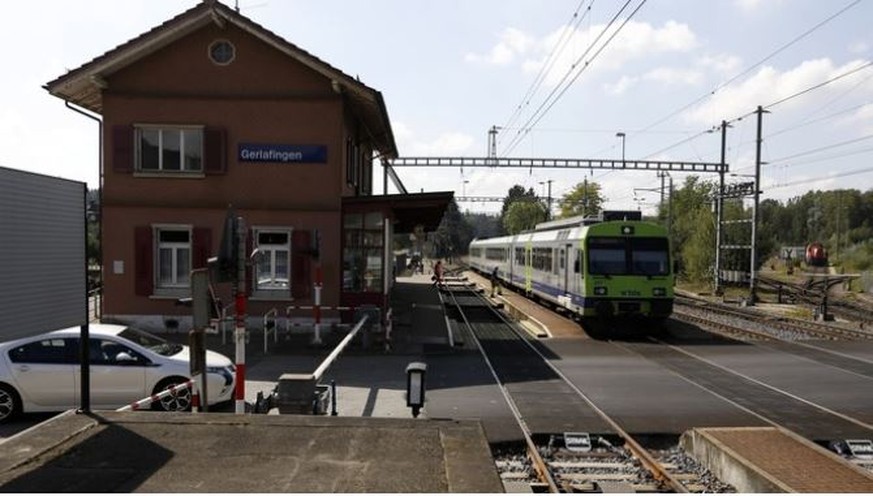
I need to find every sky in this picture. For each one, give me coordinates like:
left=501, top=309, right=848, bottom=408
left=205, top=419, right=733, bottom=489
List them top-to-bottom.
left=1, top=0, right=872, bottom=216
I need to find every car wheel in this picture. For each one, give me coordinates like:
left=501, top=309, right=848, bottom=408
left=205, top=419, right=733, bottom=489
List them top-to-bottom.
left=152, top=378, right=192, bottom=412
left=0, top=384, right=21, bottom=423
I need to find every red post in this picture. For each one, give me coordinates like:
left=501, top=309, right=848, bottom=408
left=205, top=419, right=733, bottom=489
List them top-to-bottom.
left=234, top=217, right=247, bottom=414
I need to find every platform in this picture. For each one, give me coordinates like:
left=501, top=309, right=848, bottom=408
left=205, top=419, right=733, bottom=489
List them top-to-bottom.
left=0, top=410, right=501, bottom=493
left=682, top=427, right=873, bottom=493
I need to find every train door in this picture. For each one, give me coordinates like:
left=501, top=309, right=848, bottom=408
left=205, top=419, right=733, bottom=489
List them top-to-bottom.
left=509, top=236, right=518, bottom=285
left=524, top=239, right=533, bottom=295
left=563, top=243, right=572, bottom=293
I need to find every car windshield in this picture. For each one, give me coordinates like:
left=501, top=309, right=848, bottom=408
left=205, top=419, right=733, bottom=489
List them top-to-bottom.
left=118, top=327, right=183, bottom=356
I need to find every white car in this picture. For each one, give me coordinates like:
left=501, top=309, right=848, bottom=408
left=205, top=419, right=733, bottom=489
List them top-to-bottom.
left=0, top=324, right=236, bottom=422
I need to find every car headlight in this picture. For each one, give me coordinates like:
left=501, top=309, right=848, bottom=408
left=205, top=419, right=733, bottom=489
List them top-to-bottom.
left=594, top=286, right=607, bottom=296
left=653, top=287, right=666, bottom=297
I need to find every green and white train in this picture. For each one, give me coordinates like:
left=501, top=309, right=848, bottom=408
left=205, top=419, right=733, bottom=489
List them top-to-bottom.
left=468, top=212, right=674, bottom=320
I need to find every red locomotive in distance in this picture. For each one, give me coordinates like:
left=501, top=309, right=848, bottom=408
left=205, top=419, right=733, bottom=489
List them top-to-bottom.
left=805, top=241, right=828, bottom=267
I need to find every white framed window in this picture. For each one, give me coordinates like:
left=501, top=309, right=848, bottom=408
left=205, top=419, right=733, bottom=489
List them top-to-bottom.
left=136, top=126, right=203, bottom=172
left=155, top=227, right=191, bottom=289
left=255, top=228, right=291, bottom=291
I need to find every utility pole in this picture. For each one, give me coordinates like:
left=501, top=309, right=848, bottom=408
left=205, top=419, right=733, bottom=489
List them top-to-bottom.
left=750, top=106, right=767, bottom=304
left=714, top=120, right=729, bottom=296
left=487, top=126, right=501, bottom=159
left=616, top=132, right=626, bottom=168
left=659, top=171, right=665, bottom=212
left=666, top=174, right=673, bottom=242
left=583, top=177, right=589, bottom=216
left=546, top=179, right=553, bottom=220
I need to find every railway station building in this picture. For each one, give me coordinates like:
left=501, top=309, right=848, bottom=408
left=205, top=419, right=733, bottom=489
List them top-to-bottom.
left=45, top=0, right=451, bottom=330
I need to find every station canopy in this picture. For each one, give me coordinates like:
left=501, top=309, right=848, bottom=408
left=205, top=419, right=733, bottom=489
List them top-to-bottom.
left=343, top=192, right=454, bottom=233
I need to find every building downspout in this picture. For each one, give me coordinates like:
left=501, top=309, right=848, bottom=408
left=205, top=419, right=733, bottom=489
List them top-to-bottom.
left=64, top=101, right=103, bottom=309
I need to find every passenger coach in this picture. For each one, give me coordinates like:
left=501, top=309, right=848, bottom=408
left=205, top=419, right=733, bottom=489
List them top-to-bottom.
left=469, top=211, right=674, bottom=321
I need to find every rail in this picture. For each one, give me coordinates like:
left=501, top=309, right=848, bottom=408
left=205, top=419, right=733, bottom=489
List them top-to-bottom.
left=443, top=282, right=691, bottom=493
left=440, top=286, right=558, bottom=493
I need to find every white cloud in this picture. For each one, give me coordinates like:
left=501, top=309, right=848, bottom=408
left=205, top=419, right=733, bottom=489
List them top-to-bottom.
left=734, top=0, right=765, bottom=12
left=471, top=20, right=696, bottom=85
left=465, top=27, right=535, bottom=66
left=849, top=41, right=870, bottom=55
left=698, top=53, right=743, bottom=75
left=684, top=58, right=873, bottom=125
left=643, top=67, right=703, bottom=85
left=603, top=75, right=639, bottom=95
left=854, top=103, right=873, bottom=134
left=392, top=121, right=414, bottom=143
left=399, top=131, right=476, bottom=156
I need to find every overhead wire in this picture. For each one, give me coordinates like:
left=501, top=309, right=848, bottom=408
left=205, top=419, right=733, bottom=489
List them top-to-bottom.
left=500, top=0, right=594, bottom=137
left=502, top=0, right=643, bottom=155
left=507, top=0, right=648, bottom=155
left=633, top=0, right=863, bottom=143
left=635, top=53, right=873, bottom=167
left=763, top=60, right=873, bottom=110
left=766, top=132, right=873, bottom=165
left=765, top=165, right=873, bottom=190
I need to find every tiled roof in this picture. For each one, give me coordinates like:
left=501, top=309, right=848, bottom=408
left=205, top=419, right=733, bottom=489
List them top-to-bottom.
left=45, top=0, right=396, bottom=156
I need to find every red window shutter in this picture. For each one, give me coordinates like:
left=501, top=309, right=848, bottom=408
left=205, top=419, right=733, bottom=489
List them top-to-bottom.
left=112, top=125, right=134, bottom=173
left=204, top=127, right=227, bottom=174
left=134, top=226, right=153, bottom=296
left=192, top=228, right=212, bottom=269
left=292, top=230, right=312, bottom=299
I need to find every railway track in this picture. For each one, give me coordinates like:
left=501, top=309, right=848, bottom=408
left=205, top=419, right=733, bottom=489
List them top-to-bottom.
left=757, top=275, right=873, bottom=327
left=439, top=280, right=733, bottom=493
left=675, top=294, right=873, bottom=341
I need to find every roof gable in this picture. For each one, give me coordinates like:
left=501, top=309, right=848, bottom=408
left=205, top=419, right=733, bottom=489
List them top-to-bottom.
left=45, top=0, right=396, bottom=157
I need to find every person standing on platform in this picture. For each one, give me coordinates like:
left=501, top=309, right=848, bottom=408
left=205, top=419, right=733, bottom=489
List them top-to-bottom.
left=432, top=260, right=444, bottom=288
left=490, top=266, right=502, bottom=297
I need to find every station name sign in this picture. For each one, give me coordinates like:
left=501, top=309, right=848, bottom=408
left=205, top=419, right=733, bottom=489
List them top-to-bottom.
left=238, top=143, right=327, bottom=163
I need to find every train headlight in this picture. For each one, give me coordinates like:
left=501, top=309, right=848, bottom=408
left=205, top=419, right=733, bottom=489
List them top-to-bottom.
left=594, top=286, right=608, bottom=296
left=653, top=287, right=666, bottom=297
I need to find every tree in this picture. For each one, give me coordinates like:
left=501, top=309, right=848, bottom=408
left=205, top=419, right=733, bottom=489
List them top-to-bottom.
left=666, top=176, right=715, bottom=282
left=557, top=181, right=604, bottom=218
left=499, top=185, right=540, bottom=235
left=430, top=200, right=474, bottom=259
left=503, top=201, right=547, bottom=234
left=681, top=207, right=716, bottom=282
left=463, top=212, right=501, bottom=240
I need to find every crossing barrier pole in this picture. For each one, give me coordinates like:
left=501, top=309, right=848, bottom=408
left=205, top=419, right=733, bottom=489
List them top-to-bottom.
left=117, top=380, right=194, bottom=412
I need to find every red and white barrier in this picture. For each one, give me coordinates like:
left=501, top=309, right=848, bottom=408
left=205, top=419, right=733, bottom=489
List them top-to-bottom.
left=384, top=307, right=393, bottom=352
left=117, top=379, right=194, bottom=412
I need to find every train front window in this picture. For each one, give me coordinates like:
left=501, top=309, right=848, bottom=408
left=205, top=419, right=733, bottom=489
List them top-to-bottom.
left=588, top=237, right=669, bottom=276
left=588, top=238, right=627, bottom=275
left=630, top=238, right=669, bottom=276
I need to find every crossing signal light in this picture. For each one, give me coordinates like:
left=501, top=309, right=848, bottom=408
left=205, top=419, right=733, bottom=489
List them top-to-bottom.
left=211, top=209, right=239, bottom=283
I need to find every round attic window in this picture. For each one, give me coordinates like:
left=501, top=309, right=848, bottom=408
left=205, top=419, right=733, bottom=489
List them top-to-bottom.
left=209, top=40, right=235, bottom=65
